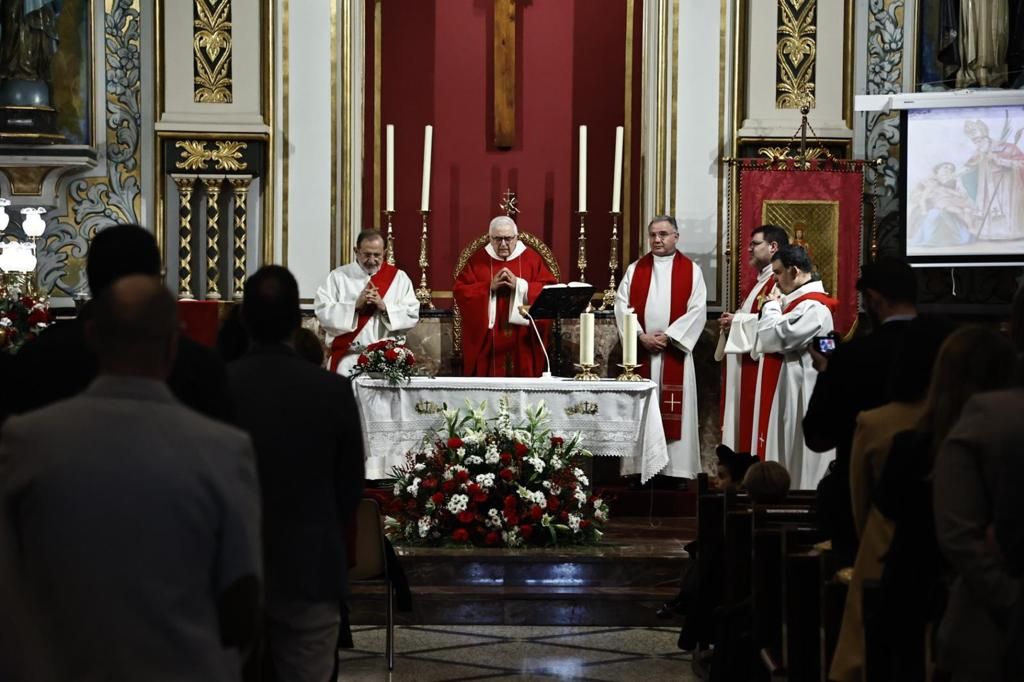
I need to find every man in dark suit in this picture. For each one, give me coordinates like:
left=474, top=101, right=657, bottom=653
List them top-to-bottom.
left=7, top=223, right=232, bottom=422
left=802, top=257, right=918, bottom=566
left=228, top=265, right=365, bottom=682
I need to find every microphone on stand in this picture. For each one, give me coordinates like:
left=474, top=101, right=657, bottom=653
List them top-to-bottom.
left=519, top=304, right=552, bottom=378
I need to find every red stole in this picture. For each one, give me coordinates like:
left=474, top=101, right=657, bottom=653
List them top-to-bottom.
left=629, top=251, right=694, bottom=440
left=328, top=263, right=400, bottom=373
left=720, top=275, right=776, bottom=451
left=753, top=291, right=838, bottom=458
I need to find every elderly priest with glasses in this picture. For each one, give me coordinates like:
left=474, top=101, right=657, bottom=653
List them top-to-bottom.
left=454, top=216, right=557, bottom=377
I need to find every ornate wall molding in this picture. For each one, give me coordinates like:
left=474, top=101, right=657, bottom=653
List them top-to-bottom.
left=193, top=0, right=233, bottom=103
left=776, top=0, right=817, bottom=108
left=174, top=139, right=248, bottom=171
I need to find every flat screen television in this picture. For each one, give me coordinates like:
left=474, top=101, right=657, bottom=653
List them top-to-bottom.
left=901, top=101, right=1024, bottom=266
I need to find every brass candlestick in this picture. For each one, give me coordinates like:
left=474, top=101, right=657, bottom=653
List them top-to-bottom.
left=384, top=210, right=395, bottom=266
left=415, top=210, right=434, bottom=309
left=576, top=211, right=588, bottom=282
left=599, top=211, right=620, bottom=310
left=573, top=363, right=600, bottom=381
left=616, top=363, right=643, bottom=381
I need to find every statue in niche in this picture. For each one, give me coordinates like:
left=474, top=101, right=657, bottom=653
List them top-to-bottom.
left=0, top=0, right=64, bottom=142
left=920, top=0, right=1024, bottom=90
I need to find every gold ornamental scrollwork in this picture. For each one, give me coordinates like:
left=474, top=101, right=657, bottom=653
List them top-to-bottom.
left=194, top=0, right=233, bottom=103
left=776, top=0, right=817, bottom=109
left=175, top=140, right=248, bottom=171
left=757, top=146, right=824, bottom=169
left=564, top=401, right=599, bottom=417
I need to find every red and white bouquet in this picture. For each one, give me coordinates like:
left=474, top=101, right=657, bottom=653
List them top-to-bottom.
left=0, top=293, right=52, bottom=354
left=350, top=337, right=416, bottom=386
left=385, top=399, right=610, bottom=548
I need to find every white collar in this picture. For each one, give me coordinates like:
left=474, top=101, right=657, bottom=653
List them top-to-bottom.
left=485, top=240, right=527, bottom=261
left=652, top=251, right=676, bottom=262
left=758, top=263, right=773, bottom=280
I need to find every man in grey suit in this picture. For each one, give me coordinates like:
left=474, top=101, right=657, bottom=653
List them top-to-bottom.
left=228, top=265, right=365, bottom=682
left=0, top=276, right=262, bottom=681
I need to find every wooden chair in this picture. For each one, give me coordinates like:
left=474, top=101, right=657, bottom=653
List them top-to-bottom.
left=348, top=498, right=395, bottom=671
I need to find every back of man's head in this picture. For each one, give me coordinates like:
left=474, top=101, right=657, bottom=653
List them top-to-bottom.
left=86, top=224, right=162, bottom=297
left=754, top=224, right=790, bottom=249
left=772, top=245, right=813, bottom=273
left=855, top=257, right=917, bottom=305
left=242, top=265, right=301, bottom=344
left=91, top=275, right=178, bottom=378
left=742, top=461, right=792, bottom=503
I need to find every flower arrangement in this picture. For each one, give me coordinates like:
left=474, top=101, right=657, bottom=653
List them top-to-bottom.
left=0, top=293, right=52, bottom=354
left=350, top=337, right=416, bottom=386
left=385, top=399, right=610, bottom=548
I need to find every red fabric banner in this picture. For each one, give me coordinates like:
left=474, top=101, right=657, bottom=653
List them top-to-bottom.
left=736, top=162, right=864, bottom=334
left=177, top=301, right=221, bottom=348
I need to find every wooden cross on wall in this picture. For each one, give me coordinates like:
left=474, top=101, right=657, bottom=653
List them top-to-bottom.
left=494, top=0, right=516, bottom=149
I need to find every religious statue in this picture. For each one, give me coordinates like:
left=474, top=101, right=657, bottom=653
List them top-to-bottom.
left=0, top=0, right=63, bottom=141
left=929, top=0, right=1013, bottom=89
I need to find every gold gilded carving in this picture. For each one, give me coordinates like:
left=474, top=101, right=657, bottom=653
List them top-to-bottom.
left=194, top=0, right=233, bottom=103
left=776, top=0, right=817, bottom=109
left=175, top=140, right=248, bottom=171
left=757, top=146, right=824, bottom=169
left=174, top=176, right=196, bottom=300
left=230, top=177, right=251, bottom=301
left=204, top=178, right=223, bottom=300
left=762, top=200, right=838, bottom=296
left=565, top=401, right=599, bottom=417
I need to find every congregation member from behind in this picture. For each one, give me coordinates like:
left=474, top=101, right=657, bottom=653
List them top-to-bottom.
left=7, top=223, right=232, bottom=421
left=228, top=265, right=365, bottom=682
left=0, top=276, right=262, bottom=681
left=742, top=461, right=791, bottom=504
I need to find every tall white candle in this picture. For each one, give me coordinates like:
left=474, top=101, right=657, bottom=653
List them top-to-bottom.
left=386, top=124, right=395, bottom=212
left=420, top=125, right=433, bottom=211
left=578, top=125, right=588, bottom=213
left=611, top=126, right=624, bottom=213
left=623, top=310, right=637, bottom=365
left=579, top=311, right=595, bottom=366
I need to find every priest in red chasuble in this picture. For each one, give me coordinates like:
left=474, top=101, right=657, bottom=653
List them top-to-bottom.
left=615, top=215, right=707, bottom=479
left=454, top=216, right=557, bottom=377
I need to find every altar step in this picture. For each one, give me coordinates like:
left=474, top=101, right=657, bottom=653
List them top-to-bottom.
left=349, top=517, right=694, bottom=627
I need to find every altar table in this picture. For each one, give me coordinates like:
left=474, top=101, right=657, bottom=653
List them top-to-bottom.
left=352, top=376, right=668, bottom=483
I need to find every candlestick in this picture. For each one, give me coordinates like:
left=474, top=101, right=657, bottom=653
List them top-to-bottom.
left=385, top=124, right=395, bottom=212
left=420, top=125, right=433, bottom=211
left=578, top=125, right=587, bottom=213
left=612, top=125, right=623, bottom=213
left=384, top=210, right=395, bottom=265
left=416, top=210, right=435, bottom=308
left=599, top=211, right=620, bottom=311
left=576, top=212, right=588, bottom=283
left=579, top=308, right=594, bottom=365
left=622, top=310, right=637, bottom=365
left=573, top=363, right=600, bottom=381
left=616, top=363, right=644, bottom=381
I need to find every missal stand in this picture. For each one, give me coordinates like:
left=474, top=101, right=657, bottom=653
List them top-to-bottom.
left=525, top=282, right=594, bottom=376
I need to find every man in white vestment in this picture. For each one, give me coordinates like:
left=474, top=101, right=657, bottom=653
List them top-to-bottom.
left=615, top=215, right=707, bottom=479
left=716, top=224, right=789, bottom=451
left=315, top=229, right=420, bottom=375
left=751, top=245, right=836, bottom=489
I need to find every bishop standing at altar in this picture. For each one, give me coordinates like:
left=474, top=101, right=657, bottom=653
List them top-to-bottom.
left=454, top=216, right=557, bottom=377
left=615, top=216, right=707, bottom=480
left=716, top=224, right=789, bottom=452
left=315, top=229, right=420, bottom=375
left=752, top=245, right=836, bottom=489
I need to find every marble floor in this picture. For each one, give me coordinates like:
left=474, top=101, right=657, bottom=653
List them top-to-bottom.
left=337, top=624, right=699, bottom=681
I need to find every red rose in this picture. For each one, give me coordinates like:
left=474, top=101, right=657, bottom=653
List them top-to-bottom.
left=27, top=308, right=49, bottom=325
left=384, top=348, right=399, bottom=362
left=405, top=352, right=415, bottom=365
left=357, top=354, right=369, bottom=366
left=550, top=436, right=564, bottom=446
left=447, top=437, right=464, bottom=449
left=514, top=443, right=528, bottom=457
left=499, top=452, right=512, bottom=464
left=499, top=468, right=514, bottom=482
left=455, top=470, right=470, bottom=483
left=421, top=477, right=437, bottom=489
left=442, top=480, right=457, bottom=494
left=467, top=484, right=488, bottom=503
left=430, top=492, right=445, bottom=505
left=503, top=494, right=518, bottom=510
left=547, top=497, right=560, bottom=512
left=406, top=498, right=417, bottom=509
left=530, top=505, right=543, bottom=520
left=457, top=511, right=475, bottom=524
left=505, top=511, right=520, bottom=525
left=560, top=511, right=569, bottom=522
left=580, top=519, right=591, bottom=529
left=519, top=524, right=534, bottom=539
left=452, top=528, right=469, bottom=542
left=485, top=531, right=500, bottom=545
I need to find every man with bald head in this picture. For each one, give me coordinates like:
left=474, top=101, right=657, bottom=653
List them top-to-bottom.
left=454, top=216, right=557, bottom=376
left=0, top=275, right=262, bottom=681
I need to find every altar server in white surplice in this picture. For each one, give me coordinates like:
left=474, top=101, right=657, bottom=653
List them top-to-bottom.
left=615, top=215, right=707, bottom=479
left=716, top=224, right=789, bottom=452
left=315, top=229, right=419, bottom=376
left=751, top=245, right=836, bottom=489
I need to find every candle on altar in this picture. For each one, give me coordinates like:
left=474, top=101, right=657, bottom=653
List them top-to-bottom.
left=386, top=124, right=395, bottom=212
left=420, top=125, right=433, bottom=211
left=578, top=125, right=587, bottom=213
left=611, top=126, right=624, bottom=213
left=579, top=309, right=595, bottom=366
left=622, top=309, right=637, bottom=365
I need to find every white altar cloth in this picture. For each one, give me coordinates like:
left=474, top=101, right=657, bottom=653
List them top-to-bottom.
left=351, top=376, right=669, bottom=483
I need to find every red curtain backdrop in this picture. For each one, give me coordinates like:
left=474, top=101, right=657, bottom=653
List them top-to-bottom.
left=365, top=0, right=643, bottom=297
left=737, top=163, right=865, bottom=334
left=177, top=301, right=221, bottom=348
